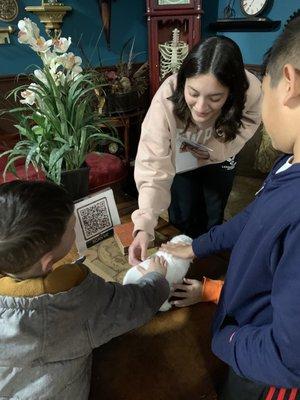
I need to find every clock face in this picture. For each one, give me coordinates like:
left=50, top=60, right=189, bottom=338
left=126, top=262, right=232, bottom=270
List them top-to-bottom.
left=0, top=0, right=18, bottom=22
left=157, top=0, right=191, bottom=5
left=240, top=0, right=269, bottom=17
left=108, top=142, right=119, bottom=154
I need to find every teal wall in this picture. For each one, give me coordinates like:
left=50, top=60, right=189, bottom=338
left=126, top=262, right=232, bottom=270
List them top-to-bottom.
left=0, top=0, right=148, bottom=76
left=202, top=0, right=219, bottom=38
left=214, top=0, right=300, bottom=64
left=1, top=1, right=299, bottom=76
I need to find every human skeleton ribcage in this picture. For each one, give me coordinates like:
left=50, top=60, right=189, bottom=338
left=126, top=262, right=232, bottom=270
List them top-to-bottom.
left=159, top=28, right=189, bottom=79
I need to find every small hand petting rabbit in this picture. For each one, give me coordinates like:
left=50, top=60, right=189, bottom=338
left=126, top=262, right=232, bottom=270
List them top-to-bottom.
left=123, top=235, right=193, bottom=311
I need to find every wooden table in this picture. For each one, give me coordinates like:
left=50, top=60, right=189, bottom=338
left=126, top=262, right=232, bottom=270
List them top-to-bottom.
left=98, top=110, right=145, bottom=165
left=62, top=199, right=179, bottom=267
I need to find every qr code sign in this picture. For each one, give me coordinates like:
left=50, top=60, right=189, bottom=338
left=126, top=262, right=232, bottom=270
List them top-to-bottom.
left=77, top=197, right=112, bottom=241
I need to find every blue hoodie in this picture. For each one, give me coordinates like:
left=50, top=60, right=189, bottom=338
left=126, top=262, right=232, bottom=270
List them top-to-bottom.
left=192, top=155, right=300, bottom=388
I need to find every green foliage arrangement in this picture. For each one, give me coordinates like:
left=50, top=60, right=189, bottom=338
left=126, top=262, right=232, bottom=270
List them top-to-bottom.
left=1, top=18, right=122, bottom=184
left=99, top=37, right=148, bottom=95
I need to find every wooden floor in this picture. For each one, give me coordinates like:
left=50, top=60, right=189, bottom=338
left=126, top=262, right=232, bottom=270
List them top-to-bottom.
left=114, top=189, right=138, bottom=219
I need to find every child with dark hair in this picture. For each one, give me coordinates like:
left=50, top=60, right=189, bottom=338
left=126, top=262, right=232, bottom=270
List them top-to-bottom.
left=161, top=17, right=300, bottom=400
left=129, top=36, right=262, bottom=266
left=0, top=180, right=169, bottom=399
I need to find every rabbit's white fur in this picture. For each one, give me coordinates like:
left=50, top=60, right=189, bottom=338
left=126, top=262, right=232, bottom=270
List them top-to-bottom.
left=123, top=234, right=193, bottom=311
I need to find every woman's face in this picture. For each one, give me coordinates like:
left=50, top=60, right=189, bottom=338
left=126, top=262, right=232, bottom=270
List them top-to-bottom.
left=184, top=73, right=230, bottom=125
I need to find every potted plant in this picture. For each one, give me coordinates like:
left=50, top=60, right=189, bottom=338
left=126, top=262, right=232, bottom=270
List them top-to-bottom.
left=0, top=18, right=122, bottom=200
left=97, top=37, right=149, bottom=115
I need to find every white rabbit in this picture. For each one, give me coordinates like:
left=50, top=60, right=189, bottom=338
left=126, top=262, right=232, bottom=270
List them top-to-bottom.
left=123, top=234, right=193, bottom=311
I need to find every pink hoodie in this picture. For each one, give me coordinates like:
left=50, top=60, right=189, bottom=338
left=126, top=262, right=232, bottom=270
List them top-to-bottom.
left=132, top=71, right=262, bottom=239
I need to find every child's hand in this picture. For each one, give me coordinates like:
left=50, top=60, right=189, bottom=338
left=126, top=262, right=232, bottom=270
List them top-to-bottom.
left=160, top=242, right=195, bottom=259
left=137, top=255, right=168, bottom=277
left=170, top=278, right=203, bottom=307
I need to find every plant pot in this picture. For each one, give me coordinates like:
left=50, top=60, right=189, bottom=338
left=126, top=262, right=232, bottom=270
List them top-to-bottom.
left=105, top=91, right=139, bottom=114
left=60, top=163, right=90, bottom=202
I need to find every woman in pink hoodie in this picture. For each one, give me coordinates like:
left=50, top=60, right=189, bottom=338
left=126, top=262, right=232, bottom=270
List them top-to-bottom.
left=129, top=36, right=262, bottom=267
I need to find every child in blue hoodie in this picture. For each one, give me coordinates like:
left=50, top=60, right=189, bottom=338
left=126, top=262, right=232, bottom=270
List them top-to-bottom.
left=161, top=16, right=300, bottom=400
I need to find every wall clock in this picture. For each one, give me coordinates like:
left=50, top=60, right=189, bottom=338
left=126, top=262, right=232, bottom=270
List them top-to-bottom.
left=0, top=0, right=18, bottom=22
left=210, top=0, right=279, bottom=31
left=240, top=0, right=270, bottom=17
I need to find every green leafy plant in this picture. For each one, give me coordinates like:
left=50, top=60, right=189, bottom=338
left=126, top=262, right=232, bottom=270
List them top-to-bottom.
left=0, top=18, right=122, bottom=184
left=99, top=37, right=148, bottom=96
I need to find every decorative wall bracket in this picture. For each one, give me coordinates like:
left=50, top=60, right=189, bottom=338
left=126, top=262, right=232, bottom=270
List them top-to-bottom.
left=25, top=3, right=72, bottom=38
left=0, top=25, right=15, bottom=44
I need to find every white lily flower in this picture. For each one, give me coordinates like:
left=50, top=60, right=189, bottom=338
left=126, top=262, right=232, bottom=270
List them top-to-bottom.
left=16, top=18, right=94, bottom=121
left=18, top=18, right=40, bottom=43
left=18, top=18, right=40, bottom=37
left=17, top=19, right=26, bottom=31
left=18, top=30, right=31, bottom=44
left=30, top=37, right=52, bottom=53
left=52, top=37, right=72, bottom=54
left=40, top=49, right=56, bottom=66
left=61, top=53, right=82, bottom=71
left=49, top=54, right=65, bottom=73
left=74, top=55, right=82, bottom=67
left=72, top=65, right=83, bottom=74
left=34, top=69, right=48, bottom=85
left=55, top=71, right=67, bottom=85
left=28, top=82, right=39, bottom=89
left=20, top=86, right=37, bottom=105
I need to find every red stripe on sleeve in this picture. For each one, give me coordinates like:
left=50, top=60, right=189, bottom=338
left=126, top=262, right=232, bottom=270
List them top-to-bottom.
left=265, top=386, right=276, bottom=400
left=277, top=388, right=286, bottom=400
left=289, top=388, right=298, bottom=400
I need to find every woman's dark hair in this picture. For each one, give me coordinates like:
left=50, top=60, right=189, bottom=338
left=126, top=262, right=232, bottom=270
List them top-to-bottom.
left=170, top=36, right=249, bottom=142
left=0, top=180, right=74, bottom=275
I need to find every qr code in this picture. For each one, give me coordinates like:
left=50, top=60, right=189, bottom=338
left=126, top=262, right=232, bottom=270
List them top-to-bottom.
left=77, top=198, right=112, bottom=241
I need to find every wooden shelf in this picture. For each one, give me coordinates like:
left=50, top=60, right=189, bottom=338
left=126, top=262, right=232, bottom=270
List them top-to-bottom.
left=209, top=18, right=281, bottom=31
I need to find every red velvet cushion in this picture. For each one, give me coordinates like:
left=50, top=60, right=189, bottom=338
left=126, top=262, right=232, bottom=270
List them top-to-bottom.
left=0, top=144, right=25, bottom=170
left=0, top=152, right=127, bottom=191
left=86, top=152, right=127, bottom=192
left=0, top=154, right=8, bottom=172
left=0, top=156, right=34, bottom=172
left=0, top=164, right=45, bottom=184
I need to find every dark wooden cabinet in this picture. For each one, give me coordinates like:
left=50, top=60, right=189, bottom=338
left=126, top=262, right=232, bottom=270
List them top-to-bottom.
left=146, top=0, right=202, bottom=97
left=0, top=75, right=30, bottom=148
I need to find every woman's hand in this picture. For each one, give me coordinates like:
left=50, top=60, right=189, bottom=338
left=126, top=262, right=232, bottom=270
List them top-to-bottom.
left=180, top=143, right=210, bottom=160
left=187, top=146, right=210, bottom=160
left=128, top=230, right=151, bottom=265
left=160, top=242, right=195, bottom=260
left=137, top=256, right=168, bottom=277
left=170, top=278, right=203, bottom=307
